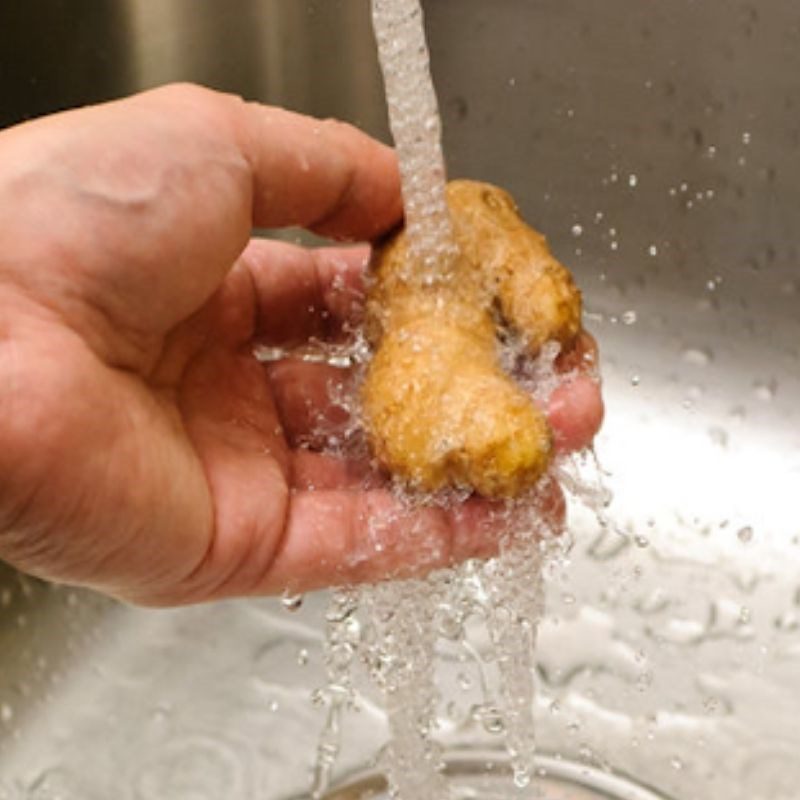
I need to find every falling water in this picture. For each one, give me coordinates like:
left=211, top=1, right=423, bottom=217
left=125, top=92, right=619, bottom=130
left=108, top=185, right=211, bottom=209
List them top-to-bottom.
left=371, top=0, right=457, bottom=274
left=310, top=1, right=557, bottom=798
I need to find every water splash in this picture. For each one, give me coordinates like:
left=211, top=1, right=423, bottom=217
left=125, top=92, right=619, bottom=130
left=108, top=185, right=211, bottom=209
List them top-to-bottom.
left=309, top=2, right=574, bottom=797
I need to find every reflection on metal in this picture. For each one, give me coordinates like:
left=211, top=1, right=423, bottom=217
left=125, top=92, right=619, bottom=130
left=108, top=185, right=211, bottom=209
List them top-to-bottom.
left=0, top=0, right=388, bottom=136
left=119, top=0, right=386, bottom=130
left=0, top=2, right=799, bottom=800
left=322, top=751, right=673, bottom=800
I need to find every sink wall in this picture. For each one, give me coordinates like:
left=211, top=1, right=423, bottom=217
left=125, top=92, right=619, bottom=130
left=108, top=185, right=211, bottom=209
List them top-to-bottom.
left=1, top=2, right=798, bottom=798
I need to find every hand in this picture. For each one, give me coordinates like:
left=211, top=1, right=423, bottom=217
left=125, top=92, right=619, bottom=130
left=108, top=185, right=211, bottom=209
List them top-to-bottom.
left=0, top=84, right=603, bottom=605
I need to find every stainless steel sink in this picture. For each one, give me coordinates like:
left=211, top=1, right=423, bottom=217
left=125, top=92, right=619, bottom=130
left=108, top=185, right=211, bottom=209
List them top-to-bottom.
left=1, top=2, right=799, bottom=799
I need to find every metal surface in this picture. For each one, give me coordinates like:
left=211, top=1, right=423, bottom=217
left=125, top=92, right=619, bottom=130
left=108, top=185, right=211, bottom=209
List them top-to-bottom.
left=1, top=2, right=799, bottom=799
left=323, top=751, right=672, bottom=800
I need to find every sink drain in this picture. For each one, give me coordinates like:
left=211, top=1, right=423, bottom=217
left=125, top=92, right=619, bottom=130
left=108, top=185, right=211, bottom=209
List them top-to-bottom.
left=324, top=750, right=671, bottom=800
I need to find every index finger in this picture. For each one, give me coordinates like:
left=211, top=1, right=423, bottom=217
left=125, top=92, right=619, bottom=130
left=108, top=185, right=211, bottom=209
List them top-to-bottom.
left=131, top=83, right=403, bottom=241
left=0, top=84, right=402, bottom=344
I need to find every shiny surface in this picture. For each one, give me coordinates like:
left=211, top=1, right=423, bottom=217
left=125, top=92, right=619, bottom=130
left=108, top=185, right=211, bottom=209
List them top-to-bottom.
left=1, top=2, right=799, bottom=799
left=323, top=751, right=672, bottom=800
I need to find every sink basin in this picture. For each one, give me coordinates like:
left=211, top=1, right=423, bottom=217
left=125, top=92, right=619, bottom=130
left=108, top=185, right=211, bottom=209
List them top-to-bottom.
left=1, top=2, right=799, bottom=799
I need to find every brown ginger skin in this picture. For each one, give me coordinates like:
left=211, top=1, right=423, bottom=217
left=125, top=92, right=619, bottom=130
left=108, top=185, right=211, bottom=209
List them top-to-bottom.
left=361, top=180, right=582, bottom=498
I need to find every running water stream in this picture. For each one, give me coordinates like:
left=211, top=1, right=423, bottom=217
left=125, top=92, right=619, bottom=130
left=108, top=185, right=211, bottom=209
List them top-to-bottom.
left=309, top=2, right=567, bottom=798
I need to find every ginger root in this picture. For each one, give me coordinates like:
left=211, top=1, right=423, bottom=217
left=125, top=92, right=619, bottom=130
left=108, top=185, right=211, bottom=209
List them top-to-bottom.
left=361, top=180, right=582, bottom=498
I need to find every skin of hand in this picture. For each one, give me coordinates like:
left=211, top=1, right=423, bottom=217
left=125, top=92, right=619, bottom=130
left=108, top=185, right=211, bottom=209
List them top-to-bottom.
left=0, top=84, right=603, bottom=606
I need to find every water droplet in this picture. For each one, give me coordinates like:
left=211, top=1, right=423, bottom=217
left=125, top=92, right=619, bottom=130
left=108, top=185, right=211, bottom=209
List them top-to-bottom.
left=742, top=131, right=752, bottom=145
left=628, top=174, right=638, bottom=187
left=571, top=224, right=583, bottom=237
left=648, top=244, right=658, bottom=256
left=621, top=310, right=637, bottom=325
left=682, top=347, right=711, bottom=366
left=630, top=374, right=641, bottom=387
left=753, top=379, right=777, bottom=401
left=708, top=427, right=729, bottom=447
left=737, top=526, right=754, bottom=544
left=634, top=535, right=650, bottom=548
left=281, top=592, right=304, bottom=612
left=739, top=606, right=752, bottom=624
left=775, top=611, right=800, bottom=632
left=297, top=648, right=310, bottom=667
left=636, top=671, right=653, bottom=691
left=457, top=672, right=472, bottom=690
left=311, top=688, right=326, bottom=708
left=0, top=703, right=12, bottom=723
left=478, top=706, right=505, bottom=735
left=579, top=743, right=595, bottom=761
left=670, top=756, right=685, bottom=771
left=513, top=769, right=531, bottom=789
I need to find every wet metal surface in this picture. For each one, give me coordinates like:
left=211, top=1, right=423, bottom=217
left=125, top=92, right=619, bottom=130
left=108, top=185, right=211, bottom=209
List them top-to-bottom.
left=1, top=2, right=799, bottom=799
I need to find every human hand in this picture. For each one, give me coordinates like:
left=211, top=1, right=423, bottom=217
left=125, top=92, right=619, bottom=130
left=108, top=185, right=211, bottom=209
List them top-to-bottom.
left=0, top=84, right=602, bottom=605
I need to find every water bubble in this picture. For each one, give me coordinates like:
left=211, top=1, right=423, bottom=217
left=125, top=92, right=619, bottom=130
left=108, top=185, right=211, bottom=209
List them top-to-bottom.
left=436, top=611, right=463, bottom=640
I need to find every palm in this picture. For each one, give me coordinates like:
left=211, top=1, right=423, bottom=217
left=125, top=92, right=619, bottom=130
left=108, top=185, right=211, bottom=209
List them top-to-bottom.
left=0, top=85, right=603, bottom=605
